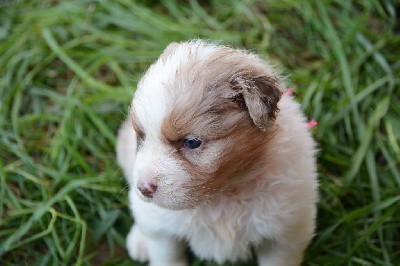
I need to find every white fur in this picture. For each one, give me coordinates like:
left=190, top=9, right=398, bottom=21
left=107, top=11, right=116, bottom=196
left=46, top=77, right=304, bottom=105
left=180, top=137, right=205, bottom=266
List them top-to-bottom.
left=116, top=41, right=318, bottom=266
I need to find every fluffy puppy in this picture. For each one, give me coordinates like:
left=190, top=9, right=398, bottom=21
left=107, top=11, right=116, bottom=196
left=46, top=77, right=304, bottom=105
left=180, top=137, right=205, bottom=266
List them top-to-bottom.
left=116, top=40, right=318, bottom=266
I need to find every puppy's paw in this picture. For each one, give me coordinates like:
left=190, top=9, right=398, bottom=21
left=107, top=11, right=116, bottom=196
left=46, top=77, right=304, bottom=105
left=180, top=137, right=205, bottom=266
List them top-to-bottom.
left=126, top=225, right=149, bottom=262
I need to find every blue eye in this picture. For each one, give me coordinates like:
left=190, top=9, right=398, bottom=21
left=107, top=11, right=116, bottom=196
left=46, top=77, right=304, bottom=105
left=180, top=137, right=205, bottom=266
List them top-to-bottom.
left=183, top=137, right=202, bottom=149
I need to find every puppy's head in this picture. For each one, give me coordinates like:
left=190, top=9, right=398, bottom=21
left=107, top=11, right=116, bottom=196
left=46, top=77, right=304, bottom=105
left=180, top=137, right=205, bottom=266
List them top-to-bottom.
left=130, top=41, right=282, bottom=210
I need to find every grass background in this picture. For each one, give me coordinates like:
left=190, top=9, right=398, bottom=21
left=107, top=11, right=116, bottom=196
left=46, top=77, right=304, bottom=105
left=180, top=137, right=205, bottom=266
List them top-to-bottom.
left=0, top=0, right=399, bottom=265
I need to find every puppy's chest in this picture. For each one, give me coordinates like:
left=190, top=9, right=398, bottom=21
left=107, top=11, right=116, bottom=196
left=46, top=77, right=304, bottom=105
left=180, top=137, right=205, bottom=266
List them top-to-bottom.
left=176, top=198, right=272, bottom=261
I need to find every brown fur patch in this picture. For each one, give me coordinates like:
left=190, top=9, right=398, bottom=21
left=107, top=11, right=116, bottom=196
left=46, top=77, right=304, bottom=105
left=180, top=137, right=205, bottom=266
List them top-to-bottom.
left=159, top=45, right=281, bottom=204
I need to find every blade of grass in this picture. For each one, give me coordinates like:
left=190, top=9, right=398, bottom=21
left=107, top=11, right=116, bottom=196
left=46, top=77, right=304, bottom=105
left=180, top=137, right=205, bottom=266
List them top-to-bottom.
left=42, top=29, right=117, bottom=92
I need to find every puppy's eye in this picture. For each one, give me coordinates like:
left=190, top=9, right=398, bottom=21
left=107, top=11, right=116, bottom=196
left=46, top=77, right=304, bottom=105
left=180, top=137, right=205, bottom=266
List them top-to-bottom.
left=136, top=130, right=145, bottom=150
left=137, top=130, right=145, bottom=142
left=182, top=137, right=202, bottom=149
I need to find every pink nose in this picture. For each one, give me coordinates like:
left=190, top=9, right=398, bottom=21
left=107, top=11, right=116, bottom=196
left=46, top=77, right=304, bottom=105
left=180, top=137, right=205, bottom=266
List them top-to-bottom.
left=137, top=180, right=157, bottom=198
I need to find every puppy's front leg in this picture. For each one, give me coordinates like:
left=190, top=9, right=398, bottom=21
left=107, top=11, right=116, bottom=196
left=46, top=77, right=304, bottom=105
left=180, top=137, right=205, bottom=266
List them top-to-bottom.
left=127, top=225, right=188, bottom=266
left=146, top=232, right=188, bottom=266
left=256, top=240, right=305, bottom=266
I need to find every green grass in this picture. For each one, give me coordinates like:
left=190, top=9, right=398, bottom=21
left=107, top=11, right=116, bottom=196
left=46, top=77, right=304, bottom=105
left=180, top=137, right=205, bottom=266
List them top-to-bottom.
left=0, top=0, right=399, bottom=265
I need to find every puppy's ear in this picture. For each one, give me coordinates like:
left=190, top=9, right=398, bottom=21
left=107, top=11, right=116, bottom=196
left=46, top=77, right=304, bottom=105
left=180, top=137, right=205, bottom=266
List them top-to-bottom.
left=160, top=42, right=179, bottom=63
left=228, top=72, right=282, bottom=131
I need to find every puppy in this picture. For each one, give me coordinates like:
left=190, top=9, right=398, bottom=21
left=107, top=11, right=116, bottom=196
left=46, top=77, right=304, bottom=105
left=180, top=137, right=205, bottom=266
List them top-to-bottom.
left=116, top=40, right=317, bottom=266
